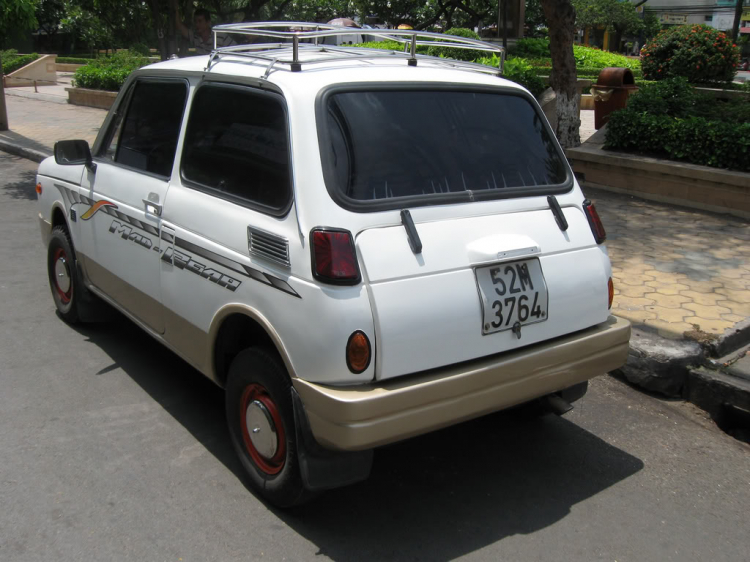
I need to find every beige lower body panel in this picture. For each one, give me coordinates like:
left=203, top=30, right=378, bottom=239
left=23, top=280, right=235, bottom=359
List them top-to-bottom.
left=294, top=315, right=631, bottom=451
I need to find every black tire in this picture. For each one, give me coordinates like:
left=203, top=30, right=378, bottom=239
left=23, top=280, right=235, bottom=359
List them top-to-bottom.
left=47, top=226, right=81, bottom=324
left=225, top=347, right=310, bottom=508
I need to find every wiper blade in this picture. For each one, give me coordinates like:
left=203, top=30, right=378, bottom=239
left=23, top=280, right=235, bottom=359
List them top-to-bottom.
left=400, top=209, right=422, bottom=254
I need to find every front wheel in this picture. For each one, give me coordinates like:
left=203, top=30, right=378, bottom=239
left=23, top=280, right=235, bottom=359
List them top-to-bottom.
left=47, top=226, right=81, bottom=324
left=225, top=347, right=311, bottom=508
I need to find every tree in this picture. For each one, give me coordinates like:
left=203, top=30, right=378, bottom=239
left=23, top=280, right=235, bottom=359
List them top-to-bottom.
left=1, top=0, right=39, bottom=48
left=525, top=0, right=547, bottom=35
left=541, top=0, right=579, bottom=148
left=572, top=0, right=643, bottom=51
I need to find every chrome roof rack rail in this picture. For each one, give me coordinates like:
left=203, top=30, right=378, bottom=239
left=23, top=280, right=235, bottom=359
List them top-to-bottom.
left=207, top=21, right=505, bottom=77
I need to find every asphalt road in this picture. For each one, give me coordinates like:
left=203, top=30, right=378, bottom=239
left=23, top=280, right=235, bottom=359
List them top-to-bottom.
left=1, top=153, right=749, bottom=561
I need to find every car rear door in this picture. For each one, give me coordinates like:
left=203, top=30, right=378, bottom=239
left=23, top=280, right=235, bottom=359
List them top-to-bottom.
left=318, top=86, right=612, bottom=381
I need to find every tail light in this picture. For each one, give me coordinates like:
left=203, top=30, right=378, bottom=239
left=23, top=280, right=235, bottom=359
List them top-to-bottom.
left=583, top=199, right=606, bottom=244
left=311, top=228, right=360, bottom=285
left=608, top=277, right=614, bottom=309
left=346, top=331, right=371, bottom=373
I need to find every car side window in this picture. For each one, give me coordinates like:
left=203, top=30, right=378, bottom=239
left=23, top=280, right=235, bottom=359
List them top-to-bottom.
left=100, top=80, right=188, bottom=177
left=181, top=83, right=291, bottom=214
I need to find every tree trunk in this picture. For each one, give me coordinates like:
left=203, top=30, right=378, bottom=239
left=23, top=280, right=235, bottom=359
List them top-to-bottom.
left=541, top=0, right=580, bottom=148
left=732, top=0, right=743, bottom=42
left=0, top=56, right=8, bottom=131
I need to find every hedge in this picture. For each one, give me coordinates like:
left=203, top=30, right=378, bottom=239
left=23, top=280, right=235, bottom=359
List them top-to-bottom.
left=71, top=51, right=150, bottom=91
left=2, top=52, right=40, bottom=74
left=57, top=57, right=91, bottom=65
left=605, top=78, right=750, bottom=172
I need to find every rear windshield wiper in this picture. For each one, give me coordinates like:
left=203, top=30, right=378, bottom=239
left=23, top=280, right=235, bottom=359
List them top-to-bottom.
left=547, top=195, right=568, bottom=232
left=400, top=209, right=422, bottom=254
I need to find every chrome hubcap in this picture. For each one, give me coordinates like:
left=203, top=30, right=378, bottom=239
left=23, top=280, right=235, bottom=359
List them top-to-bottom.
left=55, top=257, right=71, bottom=294
left=245, top=399, right=278, bottom=459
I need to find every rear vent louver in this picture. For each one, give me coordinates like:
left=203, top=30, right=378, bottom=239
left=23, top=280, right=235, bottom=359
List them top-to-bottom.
left=247, top=226, right=290, bottom=267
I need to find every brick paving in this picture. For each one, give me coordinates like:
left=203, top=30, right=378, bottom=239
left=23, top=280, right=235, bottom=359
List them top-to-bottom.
left=1, top=92, right=748, bottom=343
left=0, top=95, right=105, bottom=154
left=589, top=187, right=750, bottom=339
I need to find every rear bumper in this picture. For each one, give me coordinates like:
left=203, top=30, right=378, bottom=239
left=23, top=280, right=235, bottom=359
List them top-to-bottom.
left=293, top=315, right=631, bottom=451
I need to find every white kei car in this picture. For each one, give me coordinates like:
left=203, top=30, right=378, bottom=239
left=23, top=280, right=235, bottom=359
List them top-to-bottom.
left=36, top=24, right=631, bottom=507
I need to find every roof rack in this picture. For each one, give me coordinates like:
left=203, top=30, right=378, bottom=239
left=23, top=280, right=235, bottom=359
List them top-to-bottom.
left=207, top=22, right=505, bottom=77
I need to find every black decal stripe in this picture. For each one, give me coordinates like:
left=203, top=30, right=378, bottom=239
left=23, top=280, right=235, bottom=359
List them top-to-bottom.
left=140, top=223, right=159, bottom=236
left=160, top=231, right=175, bottom=243
left=173, top=237, right=301, bottom=299
left=175, top=238, right=249, bottom=279
left=244, top=266, right=273, bottom=285
left=266, top=275, right=301, bottom=298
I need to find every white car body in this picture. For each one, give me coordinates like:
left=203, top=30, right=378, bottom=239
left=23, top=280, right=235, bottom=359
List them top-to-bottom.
left=36, top=31, right=630, bottom=504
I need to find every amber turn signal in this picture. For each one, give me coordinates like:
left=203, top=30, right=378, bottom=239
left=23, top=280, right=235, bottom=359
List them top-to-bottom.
left=35, top=183, right=42, bottom=195
left=608, top=277, right=614, bottom=310
left=346, top=331, right=371, bottom=374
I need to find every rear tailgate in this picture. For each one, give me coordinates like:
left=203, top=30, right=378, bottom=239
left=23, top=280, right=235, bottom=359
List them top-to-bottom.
left=357, top=205, right=611, bottom=381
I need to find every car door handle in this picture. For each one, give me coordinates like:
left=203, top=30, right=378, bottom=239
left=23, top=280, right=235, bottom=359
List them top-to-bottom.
left=143, top=198, right=162, bottom=216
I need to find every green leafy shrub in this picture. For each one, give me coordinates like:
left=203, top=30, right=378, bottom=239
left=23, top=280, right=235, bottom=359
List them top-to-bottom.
left=640, top=24, right=740, bottom=83
left=427, top=28, right=485, bottom=62
left=509, top=37, right=550, bottom=58
left=354, top=39, right=429, bottom=54
left=572, top=45, right=640, bottom=71
left=72, top=50, right=149, bottom=91
left=2, top=52, right=40, bottom=74
left=57, top=57, right=91, bottom=65
left=498, top=57, right=547, bottom=97
left=605, top=78, right=750, bottom=171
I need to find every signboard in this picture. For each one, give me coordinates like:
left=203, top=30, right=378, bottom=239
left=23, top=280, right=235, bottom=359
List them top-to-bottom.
left=660, top=14, right=688, bottom=24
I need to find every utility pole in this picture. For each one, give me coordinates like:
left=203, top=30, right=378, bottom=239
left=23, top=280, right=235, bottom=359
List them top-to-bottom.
left=732, top=0, right=743, bottom=41
left=0, top=55, right=8, bottom=131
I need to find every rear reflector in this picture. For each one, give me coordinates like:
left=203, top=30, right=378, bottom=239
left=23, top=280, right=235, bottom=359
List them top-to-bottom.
left=583, top=199, right=606, bottom=244
left=311, top=228, right=360, bottom=284
left=608, top=277, right=614, bottom=309
left=346, top=331, right=371, bottom=374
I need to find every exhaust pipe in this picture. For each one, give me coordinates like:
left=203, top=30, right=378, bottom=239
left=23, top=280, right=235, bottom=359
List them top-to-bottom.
left=545, top=394, right=574, bottom=416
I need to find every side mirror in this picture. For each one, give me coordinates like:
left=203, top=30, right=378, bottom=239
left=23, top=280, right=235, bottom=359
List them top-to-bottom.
left=54, top=140, right=97, bottom=173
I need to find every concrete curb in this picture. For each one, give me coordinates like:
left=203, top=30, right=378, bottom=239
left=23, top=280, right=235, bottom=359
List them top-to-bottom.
left=0, top=139, right=50, bottom=163
left=708, top=318, right=750, bottom=359
left=619, top=328, right=705, bottom=397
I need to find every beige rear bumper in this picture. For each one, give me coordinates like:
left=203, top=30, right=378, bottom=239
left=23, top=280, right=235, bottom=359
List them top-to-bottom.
left=293, top=315, right=631, bottom=451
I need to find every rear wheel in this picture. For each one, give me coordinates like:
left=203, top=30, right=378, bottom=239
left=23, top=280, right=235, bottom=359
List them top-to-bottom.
left=47, top=226, right=81, bottom=324
left=225, top=347, right=310, bottom=508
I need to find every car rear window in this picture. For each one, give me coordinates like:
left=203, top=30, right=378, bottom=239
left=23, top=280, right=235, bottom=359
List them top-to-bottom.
left=320, top=89, right=569, bottom=209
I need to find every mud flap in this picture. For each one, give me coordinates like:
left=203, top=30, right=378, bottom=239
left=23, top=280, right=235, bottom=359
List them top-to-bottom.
left=291, top=387, right=373, bottom=491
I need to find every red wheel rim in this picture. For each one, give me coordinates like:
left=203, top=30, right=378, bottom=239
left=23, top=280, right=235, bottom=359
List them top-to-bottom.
left=52, top=247, right=72, bottom=304
left=239, top=383, right=286, bottom=475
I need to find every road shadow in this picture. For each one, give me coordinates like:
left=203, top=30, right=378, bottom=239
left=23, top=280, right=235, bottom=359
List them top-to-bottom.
left=0, top=129, right=53, bottom=158
left=0, top=161, right=37, bottom=201
left=70, top=314, right=643, bottom=560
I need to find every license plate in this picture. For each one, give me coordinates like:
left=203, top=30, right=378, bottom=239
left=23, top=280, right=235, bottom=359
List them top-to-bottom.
left=475, top=258, right=548, bottom=335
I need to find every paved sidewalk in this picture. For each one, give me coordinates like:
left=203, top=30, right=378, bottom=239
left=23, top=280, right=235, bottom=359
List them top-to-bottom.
left=0, top=94, right=105, bottom=159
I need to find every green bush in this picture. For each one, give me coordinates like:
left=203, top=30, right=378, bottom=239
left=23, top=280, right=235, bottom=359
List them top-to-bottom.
left=640, top=25, right=740, bottom=83
left=427, top=28, right=485, bottom=62
left=509, top=37, right=550, bottom=58
left=354, top=39, right=429, bottom=54
left=572, top=45, right=640, bottom=71
left=72, top=50, right=150, bottom=91
left=1, top=52, right=40, bottom=74
left=57, top=57, right=91, bottom=65
left=498, top=57, right=547, bottom=97
left=604, top=78, right=750, bottom=171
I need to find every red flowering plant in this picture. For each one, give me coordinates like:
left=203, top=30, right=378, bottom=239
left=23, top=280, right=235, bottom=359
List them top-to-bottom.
left=640, top=24, right=740, bottom=84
